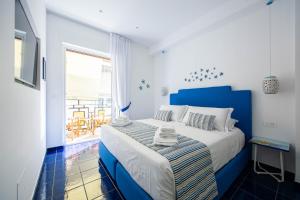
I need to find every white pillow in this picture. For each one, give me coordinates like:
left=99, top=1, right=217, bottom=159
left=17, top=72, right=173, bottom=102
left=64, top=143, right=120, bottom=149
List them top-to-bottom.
left=159, top=105, right=188, bottom=122
left=183, top=106, right=231, bottom=131
left=225, top=108, right=234, bottom=132
left=226, top=118, right=239, bottom=132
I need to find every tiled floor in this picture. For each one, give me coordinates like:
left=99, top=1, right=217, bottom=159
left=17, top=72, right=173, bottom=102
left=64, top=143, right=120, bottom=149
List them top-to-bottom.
left=34, top=140, right=123, bottom=200
left=34, top=141, right=300, bottom=200
left=222, top=163, right=300, bottom=200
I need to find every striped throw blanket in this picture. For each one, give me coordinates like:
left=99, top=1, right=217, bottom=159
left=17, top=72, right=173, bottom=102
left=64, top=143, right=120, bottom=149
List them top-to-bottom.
left=112, top=121, right=218, bottom=200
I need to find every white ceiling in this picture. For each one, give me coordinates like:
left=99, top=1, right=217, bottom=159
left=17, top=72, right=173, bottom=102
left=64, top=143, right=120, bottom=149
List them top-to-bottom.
left=46, top=0, right=231, bottom=47
left=46, top=0, right=262, bottom=53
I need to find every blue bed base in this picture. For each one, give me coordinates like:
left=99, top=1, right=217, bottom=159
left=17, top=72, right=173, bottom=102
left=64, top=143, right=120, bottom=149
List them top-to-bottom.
left=99, top=86, right=252, bottom=200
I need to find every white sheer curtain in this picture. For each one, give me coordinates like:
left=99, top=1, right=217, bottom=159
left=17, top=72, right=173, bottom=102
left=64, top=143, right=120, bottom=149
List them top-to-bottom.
left=110, top=33, right=131, bottom=119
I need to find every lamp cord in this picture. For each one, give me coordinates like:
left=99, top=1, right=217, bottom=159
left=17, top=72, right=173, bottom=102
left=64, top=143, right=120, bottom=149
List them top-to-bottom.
left=268, top=3, right=272, bottom=76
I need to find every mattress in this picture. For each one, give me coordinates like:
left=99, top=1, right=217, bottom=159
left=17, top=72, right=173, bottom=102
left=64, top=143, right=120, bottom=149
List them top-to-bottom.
left=101, top=118, right=245, bottom=200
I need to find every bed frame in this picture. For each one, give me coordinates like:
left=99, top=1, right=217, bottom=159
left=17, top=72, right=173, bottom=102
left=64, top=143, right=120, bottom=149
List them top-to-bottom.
left=99, top=86, right=252, bottom=200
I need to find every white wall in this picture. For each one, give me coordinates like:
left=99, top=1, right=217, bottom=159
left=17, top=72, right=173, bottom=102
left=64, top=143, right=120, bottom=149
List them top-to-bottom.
left=0, top=0, right=46, bottom=199
left=153, top=0, right=295, bottom=172
left=295, top=0, right=300, bottom=182
left=46, top=13, right=154, bottom=148
left=130, top=44, right=154, bottom=120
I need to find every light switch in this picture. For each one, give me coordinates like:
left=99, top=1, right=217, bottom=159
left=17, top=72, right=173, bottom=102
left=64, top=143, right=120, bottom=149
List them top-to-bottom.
left=263, top=122, right=277, bottom=128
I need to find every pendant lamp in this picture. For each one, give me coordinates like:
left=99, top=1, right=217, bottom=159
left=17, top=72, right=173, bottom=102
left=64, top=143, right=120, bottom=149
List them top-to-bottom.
left=263, top=0, right=279, bottom=94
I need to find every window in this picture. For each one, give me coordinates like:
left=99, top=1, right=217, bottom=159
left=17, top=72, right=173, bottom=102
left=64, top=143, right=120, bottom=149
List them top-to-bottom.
left=14, top=37, right=23, bottom=78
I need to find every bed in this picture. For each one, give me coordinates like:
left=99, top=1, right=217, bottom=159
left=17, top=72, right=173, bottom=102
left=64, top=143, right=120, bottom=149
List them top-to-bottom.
left=99, top=86, right=252, bottom=200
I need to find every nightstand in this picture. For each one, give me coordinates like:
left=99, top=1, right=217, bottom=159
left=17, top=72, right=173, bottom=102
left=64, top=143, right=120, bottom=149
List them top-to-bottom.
left=250, top=136, right=290, bottom=182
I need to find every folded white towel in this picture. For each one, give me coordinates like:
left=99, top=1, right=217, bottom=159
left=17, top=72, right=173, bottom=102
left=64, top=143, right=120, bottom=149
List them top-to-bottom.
left=114, top=116, right=130, bottom=123
left=111, top=121, right=132, bottom=127
left=160, top=125, right=175, bottom=132
left=161, top=127, right=175, bottom=132
left=156, top=128, right=176, bottom=140
left=153, top=129, right=178, bottom=146
left=160, top=130, right=176, bottom=135
left=160, top=131, right=176, bottom=136
left=160, top=135, right=177, bottom=140
left=154, top=136, right=178, bottom=143
left=153, top=137, right=178, bottom=146
left=153, top=142, right=177, bottom=147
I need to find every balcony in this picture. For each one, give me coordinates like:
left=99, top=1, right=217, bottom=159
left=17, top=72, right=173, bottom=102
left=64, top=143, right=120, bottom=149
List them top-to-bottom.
left=65, top=98, right=111, bottom=144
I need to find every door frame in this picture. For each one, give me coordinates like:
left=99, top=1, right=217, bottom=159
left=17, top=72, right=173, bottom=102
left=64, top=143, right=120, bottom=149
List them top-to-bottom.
left=61, top=42, right=111, bottom=145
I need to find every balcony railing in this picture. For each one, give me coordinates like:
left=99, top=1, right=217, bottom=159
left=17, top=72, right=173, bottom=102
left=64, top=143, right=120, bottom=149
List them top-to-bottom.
left=65, top=97, right=112, bottom=140
left=66, top=98, right=111, bottom=119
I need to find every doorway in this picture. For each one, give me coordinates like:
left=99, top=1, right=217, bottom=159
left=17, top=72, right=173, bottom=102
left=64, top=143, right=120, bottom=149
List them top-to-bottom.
left=64, top=46, right=112, bottom=145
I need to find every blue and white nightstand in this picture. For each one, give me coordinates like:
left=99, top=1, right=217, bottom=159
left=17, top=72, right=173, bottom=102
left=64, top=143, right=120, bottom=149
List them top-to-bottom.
left=250, top=136, right=290, bottom=182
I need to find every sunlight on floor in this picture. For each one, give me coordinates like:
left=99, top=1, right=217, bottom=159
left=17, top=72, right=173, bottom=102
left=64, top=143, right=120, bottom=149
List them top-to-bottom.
left=66, top=128, right=101, bottom=145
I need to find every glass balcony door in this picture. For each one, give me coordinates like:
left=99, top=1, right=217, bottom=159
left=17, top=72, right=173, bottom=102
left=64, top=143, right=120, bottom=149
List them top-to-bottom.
left=64, top=48, right=112, bottom=145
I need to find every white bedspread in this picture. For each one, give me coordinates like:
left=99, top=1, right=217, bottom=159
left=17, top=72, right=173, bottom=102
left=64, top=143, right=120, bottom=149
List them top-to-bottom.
left=101, top=119, right=245, bottom=200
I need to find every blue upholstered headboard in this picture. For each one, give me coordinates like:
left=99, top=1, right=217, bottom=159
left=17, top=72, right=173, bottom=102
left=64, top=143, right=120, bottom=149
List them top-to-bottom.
left=170, top=86, right=252, bottom=142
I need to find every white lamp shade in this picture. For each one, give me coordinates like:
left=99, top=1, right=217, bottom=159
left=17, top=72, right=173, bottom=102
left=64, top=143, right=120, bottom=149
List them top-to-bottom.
left=263, top=76, right=279, bottom=94
left=161, top=87, right=169, bottom=96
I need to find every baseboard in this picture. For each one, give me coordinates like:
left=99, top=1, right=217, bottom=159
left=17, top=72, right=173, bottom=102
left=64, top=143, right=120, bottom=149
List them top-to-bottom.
left=30, top=150, right=46, bottom=200
left=295, top=175, right=300, bottom=183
